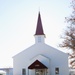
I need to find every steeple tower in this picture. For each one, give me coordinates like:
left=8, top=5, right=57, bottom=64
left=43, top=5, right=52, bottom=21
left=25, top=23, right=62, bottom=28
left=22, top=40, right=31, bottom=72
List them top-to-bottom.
left=35, top=12, right=45, bottom=44
left=35, top=12, right=45, bottom=35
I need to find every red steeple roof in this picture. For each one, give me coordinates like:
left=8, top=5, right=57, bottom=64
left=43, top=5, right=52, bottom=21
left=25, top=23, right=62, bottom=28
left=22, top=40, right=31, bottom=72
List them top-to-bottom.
left=35, top=12, right=45, bottom=35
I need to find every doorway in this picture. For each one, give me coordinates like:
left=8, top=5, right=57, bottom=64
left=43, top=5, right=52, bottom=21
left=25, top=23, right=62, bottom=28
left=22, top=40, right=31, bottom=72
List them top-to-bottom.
left=35, top=69, right=45, bottom=75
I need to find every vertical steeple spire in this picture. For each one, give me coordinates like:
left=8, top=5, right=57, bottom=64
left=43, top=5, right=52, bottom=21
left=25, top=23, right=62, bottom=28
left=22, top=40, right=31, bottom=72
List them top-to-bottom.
left=34, top=12, right=45, bottom=44
left=35, top=12, right=45, bottom=35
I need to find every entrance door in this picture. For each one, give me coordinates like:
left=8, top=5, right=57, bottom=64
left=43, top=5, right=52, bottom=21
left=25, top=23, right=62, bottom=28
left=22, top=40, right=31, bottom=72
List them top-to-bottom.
left=35, top=69, right=45, bottom=75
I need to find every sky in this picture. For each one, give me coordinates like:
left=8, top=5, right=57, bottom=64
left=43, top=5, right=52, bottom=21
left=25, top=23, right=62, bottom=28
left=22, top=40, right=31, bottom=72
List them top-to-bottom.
left=0, top=0, right=72, bottom=68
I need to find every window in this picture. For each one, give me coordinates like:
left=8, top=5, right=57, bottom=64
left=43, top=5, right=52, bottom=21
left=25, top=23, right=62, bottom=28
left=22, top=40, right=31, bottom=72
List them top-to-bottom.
left=38, top=37, right=41, bottom=43
left=22, top=68, right=26, bottom=75
left=55, top=68, right=59, bottom=74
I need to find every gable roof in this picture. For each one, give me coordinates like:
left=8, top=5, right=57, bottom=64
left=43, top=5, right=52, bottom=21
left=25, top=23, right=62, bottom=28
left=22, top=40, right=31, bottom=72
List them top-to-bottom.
left=35, top=12, right=45, bottom=35
left=13, top=43, right=68, bottom=59
left=28, top=60, right=47, bottom=69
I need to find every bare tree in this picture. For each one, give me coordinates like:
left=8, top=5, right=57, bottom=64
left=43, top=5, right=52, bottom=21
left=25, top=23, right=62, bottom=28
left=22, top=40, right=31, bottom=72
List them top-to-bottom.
left=59, top=0, right=75, bottom=68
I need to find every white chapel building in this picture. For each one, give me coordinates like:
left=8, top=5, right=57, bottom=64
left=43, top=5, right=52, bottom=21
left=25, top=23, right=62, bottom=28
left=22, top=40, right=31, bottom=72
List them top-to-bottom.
left=13, top=12, right=69, bottom=75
